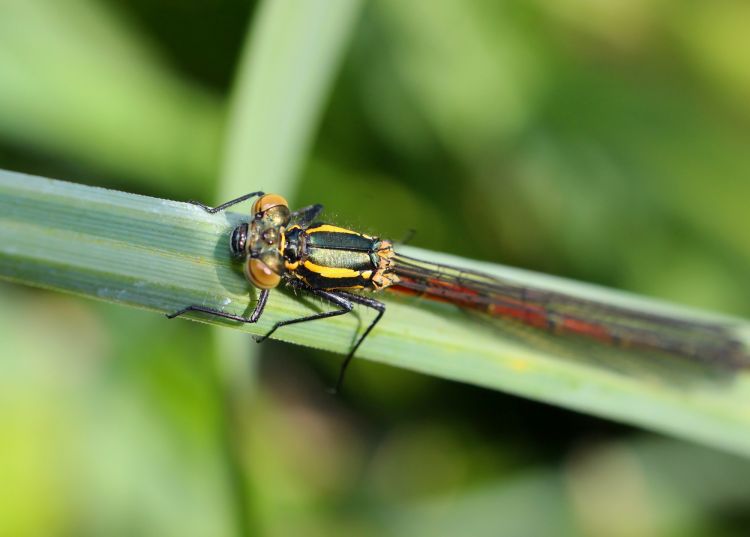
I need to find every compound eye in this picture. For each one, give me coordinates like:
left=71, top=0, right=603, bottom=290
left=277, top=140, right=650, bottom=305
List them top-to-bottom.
left=252, top=194, right=289, bottom=216
left=229, top=223, right=249, bottom=258
left=245, top=258, right=281, bottom=289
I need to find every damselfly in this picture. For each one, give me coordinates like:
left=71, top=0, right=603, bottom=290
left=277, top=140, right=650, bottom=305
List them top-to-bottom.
left=168, top=192, right=749, bottom=389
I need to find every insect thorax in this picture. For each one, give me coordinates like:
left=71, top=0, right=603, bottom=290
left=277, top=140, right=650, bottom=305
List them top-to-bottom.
left=284, top=224, right=399, bottom=291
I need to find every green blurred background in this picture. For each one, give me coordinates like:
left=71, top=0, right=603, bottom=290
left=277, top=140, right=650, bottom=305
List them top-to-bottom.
left=2, top=1, right=750, bottom=535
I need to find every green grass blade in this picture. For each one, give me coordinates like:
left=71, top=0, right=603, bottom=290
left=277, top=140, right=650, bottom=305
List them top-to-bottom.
left=220, top=0, right=363, bottom=196
left=3, top=170, right=750, bottom=456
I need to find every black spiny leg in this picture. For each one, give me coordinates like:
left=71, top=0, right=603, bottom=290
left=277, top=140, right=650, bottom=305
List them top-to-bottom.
left=187, top=191, right=265, bottom=214
left=252, top=281, right=386, bottom=393
left=253, top=284, right=354, bottom=344
left=166, top=289, right=270, bottom=324
left=331, top=291, right=386, bottom=393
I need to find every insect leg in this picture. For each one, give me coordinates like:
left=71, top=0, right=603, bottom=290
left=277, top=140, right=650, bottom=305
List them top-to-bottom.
left=187, top=191, right=265, bottom=214
left=253, top=287, right=353, bottom=343
left=166, top=289, right=270, bottom=323
left=331, top=291, right=386, bottom=393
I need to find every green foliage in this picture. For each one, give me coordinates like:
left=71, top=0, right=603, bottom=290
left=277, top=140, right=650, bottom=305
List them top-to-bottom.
left=0, top=0, right=222, bottom=190
left=2, top=0, right=750, bottom=535
left=3, top=170, right=750, bottom=460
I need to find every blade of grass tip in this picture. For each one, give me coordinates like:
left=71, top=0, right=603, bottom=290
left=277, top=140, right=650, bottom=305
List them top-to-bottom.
left=3, top=171, right=750, bottom=456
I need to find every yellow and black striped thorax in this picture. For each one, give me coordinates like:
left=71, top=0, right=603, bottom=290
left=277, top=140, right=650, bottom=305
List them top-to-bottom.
left=283, top=224, right=398, bottom=291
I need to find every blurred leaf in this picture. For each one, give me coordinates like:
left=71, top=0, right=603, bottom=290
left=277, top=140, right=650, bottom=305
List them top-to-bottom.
left=0, top=0, right=222, bottom=189
left=220, top=0, right=363, bottom=198
left=369, top=0, right=545, bottom=162
left=535, top=0, right=657, bottom=52
left=671, top=1, right=750, bottom=118
left=511, top=67, right=750, bottom=312
left=5, top=171, right=750, bottom=458
left=0, top=286, right=236, bottom=537
left=383, top=437, right=750, bottom=537
left=384, top=466, right=577, bottom=537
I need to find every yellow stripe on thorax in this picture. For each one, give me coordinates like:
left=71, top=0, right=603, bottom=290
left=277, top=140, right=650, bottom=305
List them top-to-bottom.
left=306, top=224, right=370, bottom=237
left=303, top=260, right=362, bottom=279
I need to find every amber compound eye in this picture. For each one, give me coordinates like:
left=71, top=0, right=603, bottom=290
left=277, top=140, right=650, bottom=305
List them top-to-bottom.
left=252, top=194, right=289, bottom=215
left=264, top=204, right=291, bottom=227
left=245, top=258, right=281, bottom=289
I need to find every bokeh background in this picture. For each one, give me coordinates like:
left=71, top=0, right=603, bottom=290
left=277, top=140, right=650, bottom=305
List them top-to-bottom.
left=2, top=1, right=750, bottom=536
